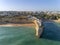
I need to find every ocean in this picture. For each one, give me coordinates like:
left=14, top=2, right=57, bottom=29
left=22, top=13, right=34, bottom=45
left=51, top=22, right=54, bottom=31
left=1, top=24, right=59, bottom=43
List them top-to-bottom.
left=0, top=22, right=60, bottom=45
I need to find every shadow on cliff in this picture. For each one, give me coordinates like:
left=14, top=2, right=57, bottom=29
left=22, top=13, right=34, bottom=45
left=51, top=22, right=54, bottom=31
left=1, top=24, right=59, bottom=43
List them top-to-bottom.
left=40, top=21, right=60, bottom=41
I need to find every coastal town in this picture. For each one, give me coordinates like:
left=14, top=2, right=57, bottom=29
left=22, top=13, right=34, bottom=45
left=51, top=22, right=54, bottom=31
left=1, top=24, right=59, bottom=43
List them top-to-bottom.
left=0, top=11, right=60, bottom=24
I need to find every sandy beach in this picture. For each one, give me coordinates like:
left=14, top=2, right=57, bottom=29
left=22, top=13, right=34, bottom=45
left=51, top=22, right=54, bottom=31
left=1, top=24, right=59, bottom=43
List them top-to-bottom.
left=53, top=19, right=60, bottom=23
left=0, top=23, right=35, bottom=27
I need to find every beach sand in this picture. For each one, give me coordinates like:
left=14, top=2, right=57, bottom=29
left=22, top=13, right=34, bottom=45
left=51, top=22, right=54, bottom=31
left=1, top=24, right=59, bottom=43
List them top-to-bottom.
left=53, top=19, right=60, bottom=23
left=0, top=23, right=35, bottom=27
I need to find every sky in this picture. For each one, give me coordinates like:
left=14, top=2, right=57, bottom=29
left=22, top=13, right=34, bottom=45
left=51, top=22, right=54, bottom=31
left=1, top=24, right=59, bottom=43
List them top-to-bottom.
left=0, top=0, right=60, bottom=11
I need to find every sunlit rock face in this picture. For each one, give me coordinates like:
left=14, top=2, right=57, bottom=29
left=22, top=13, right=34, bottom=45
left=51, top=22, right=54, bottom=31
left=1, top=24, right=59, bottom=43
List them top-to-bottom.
left=27, top=15, right=42, bottom=37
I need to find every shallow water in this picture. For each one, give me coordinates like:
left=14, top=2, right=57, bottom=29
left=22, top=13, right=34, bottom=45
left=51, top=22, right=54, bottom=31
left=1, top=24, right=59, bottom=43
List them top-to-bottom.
left=0, top=26, right=60, bottom=45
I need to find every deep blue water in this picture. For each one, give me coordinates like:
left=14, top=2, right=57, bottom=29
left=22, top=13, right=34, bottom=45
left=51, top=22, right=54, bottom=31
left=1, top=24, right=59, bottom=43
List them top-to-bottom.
left=41, top=22, right=60, bottom=41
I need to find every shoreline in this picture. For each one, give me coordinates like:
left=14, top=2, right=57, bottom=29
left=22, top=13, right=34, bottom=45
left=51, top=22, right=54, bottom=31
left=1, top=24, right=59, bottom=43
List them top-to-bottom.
left=0, top=19, right=60, bottom=27
left=53, top=19, right=60, bottom=23
left=0, top=23, right=35, bottom=27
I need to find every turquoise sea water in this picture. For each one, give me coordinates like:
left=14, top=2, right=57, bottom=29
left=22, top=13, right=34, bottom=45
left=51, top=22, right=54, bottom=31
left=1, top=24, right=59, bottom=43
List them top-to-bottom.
left=0, top=23, right=60, bottom=45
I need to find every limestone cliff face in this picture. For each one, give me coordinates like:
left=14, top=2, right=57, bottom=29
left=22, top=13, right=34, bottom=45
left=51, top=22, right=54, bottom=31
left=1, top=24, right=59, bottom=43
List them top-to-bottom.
left=27, top=16, right=42, bottom=37
left=33, top=19, right=42, bottom=37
